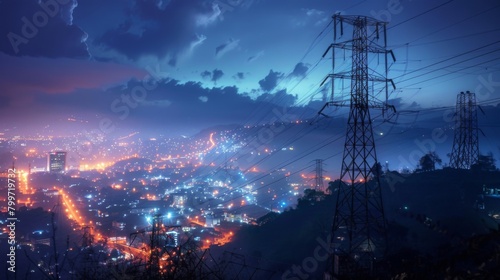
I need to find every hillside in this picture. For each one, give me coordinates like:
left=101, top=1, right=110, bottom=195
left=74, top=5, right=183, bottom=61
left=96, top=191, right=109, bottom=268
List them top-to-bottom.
left=215, top=169, right=500, bottom=279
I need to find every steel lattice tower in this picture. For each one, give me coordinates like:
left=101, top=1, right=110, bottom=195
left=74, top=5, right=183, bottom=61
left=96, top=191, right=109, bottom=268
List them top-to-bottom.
left=319, top=14, right=395, bottom=278
left=449, top=91, right=479, bottom=169
left=314, top=159, right=325, bottom=192
left=148, top=213, right=163, bottom=279
left=82, top=226, right=93, bottom=248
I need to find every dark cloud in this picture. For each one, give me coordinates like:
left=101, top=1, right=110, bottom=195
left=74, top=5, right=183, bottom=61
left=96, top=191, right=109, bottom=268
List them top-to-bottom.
left=0, top=0, right=90, bottom=58
left=97, top=0, right=219, bottom=63
left=215, top=38, right=239, bottom=58
left=247, top=50, right=264, bottom=62
left=0, top=53, right=146, bottom=95
left=289, top=62, right=309, bottom=78
left=200, top=69, right=224, bottom=83
left=211, top=69, right=224, bottom=83
left=259, top=69, right=284, bottom=92
left=200, top=70, right=212, bottom=79
left=233, top=72, right=245, bottom=80
left=15, top=78, right=298, bottom=134
left=129, top=79, right=294, bottom=125
left=256, top=89, right=297, bottom=107
left=389, top=97, right=422, bottom=110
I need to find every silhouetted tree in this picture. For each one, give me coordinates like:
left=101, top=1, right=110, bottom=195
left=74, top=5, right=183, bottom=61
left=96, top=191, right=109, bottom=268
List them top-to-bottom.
left=418, top=152, right=442, bottom=171
left=472, top=152, right=497, bottom=171
left=371, top=162, right=383, bottom=178
left=327, top=180, right=346, bottom=194
left=327, top=181, right=336, bottom=193
left=297, top=189, right=325, bottom=207
left=256, top=212, right=279, bottom=226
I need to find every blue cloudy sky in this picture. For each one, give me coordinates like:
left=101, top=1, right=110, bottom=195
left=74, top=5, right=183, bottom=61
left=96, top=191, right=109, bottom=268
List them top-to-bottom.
left=0, top=0, right=499, bottom=135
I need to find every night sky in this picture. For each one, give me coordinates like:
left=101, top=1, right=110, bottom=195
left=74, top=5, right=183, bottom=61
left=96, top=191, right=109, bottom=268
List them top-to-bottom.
left=0, top=0, right=499, bottom=136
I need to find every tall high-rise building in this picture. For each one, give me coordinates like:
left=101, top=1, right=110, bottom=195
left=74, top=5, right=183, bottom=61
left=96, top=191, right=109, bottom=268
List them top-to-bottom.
left=47, top=151, right=66, bottom=173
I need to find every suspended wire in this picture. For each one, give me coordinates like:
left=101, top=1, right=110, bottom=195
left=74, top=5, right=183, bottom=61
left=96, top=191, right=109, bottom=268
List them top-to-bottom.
left=343, top=0, right=368, bottom=11
left=388, top=0, right=456, bottom=30
left=197, top=1, right=500, bottom=213
left=381, top=1, right=500, bottom=116
left=393, top=4, right=500, bottom=47
left=203, top=18, right=339, bottom=176
left=243, top=19, right=334, bottom=126
left=393, top=40, right=500, bottom=82
left=402, top=56, right=500, bottom=89
left=410, top=63, right=498, bottom=90
left=199, top=116, right=397, bottom=215
left=193, top=135, right=347, bottom=215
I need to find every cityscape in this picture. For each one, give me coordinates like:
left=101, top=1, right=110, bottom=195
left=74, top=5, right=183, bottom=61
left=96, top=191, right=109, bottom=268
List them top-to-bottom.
left=1, top=0, right=500, bottom=279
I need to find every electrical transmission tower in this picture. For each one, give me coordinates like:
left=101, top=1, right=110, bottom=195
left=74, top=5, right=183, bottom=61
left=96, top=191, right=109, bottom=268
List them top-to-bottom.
left=319, top=14, right=396, bottom=279
left=449, top=91, right=479, bottom=169
left=314, top=159, right=325, bottom=192
left=148, top=213, right=163, bottom=279
left=131, top=214, right=183, bottom=278
left=80, top=226, right=97, bottom=278
left=82, top=226, right=93, bottom=248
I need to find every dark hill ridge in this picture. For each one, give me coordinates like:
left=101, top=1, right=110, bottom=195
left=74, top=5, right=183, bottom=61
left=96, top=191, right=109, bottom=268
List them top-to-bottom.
left=216, top=169, right=500, bottom=279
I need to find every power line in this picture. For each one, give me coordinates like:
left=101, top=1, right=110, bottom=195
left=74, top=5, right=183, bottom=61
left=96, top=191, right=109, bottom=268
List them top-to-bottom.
left=388, top=0, right=455, bottom=30
left=402, top=3, right=500, bottom=45
left=393, top=40, right=500, bottom=82
left=402, top=56, right=500, bottom=89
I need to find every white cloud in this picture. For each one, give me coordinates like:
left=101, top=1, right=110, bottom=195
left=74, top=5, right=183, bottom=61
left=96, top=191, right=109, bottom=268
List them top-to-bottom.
left=196, top=3, right=221, bottom=26
left=305, top=8, right=324, bottom=17
left=188, top=34, right=207, bottom=53
left=199, top=96, right=209, bottom=102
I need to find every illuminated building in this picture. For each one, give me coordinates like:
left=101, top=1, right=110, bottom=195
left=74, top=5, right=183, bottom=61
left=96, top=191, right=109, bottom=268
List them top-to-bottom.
left=47, top=151, right=66, bottom=173
left=172, top=194, right=187, bottom=208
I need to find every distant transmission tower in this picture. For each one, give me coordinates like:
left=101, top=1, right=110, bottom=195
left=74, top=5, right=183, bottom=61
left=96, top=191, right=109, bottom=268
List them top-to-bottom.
left=319, top=14, right=395, bottom=278
left=449, top=91, right=479, bottom=169
left=314, top=159, right=325, bottom=192
left=148, top=213, right=163, bottom=279
left=80, top=226, right=95, bottom=278
left=81, top=226, right=93, bottom=248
